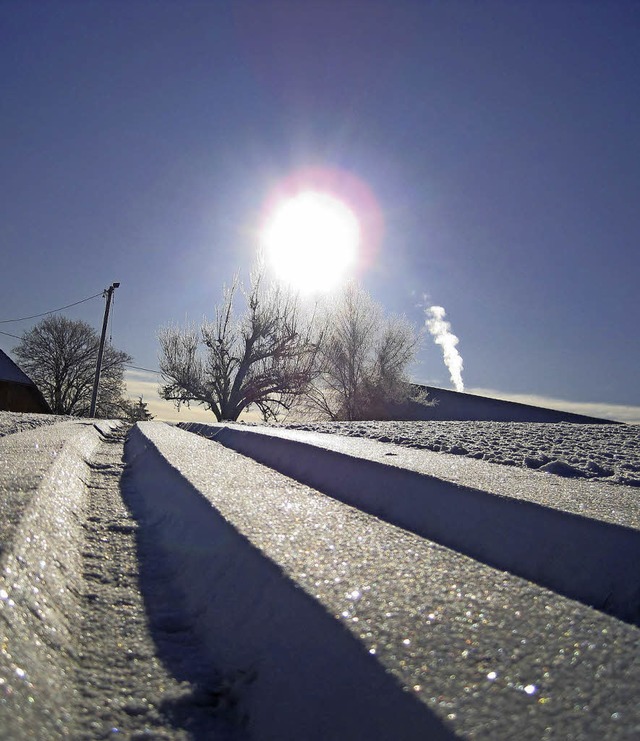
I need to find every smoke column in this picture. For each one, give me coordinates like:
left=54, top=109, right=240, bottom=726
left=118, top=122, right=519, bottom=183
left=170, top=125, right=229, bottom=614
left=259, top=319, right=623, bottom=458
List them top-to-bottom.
left=425, top=306, right=464, bottom=392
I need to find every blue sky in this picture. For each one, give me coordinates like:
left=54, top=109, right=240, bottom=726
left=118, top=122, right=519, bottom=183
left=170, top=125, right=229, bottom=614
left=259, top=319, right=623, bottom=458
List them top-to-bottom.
left=1, top=1, right=638, bottom=422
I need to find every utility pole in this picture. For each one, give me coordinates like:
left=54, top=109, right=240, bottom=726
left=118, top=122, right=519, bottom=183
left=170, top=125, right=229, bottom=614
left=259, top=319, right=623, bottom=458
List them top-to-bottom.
left=89, top=282, right=120, bottom=418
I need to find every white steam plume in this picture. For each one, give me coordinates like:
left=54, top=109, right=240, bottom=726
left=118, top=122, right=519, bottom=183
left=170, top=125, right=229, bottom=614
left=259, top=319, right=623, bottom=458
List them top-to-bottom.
left=425, top=305, right=464, bottom=392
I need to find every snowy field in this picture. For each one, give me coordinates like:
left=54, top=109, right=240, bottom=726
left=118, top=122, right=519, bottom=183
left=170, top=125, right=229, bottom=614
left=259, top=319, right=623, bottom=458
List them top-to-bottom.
left=0, top=410, right=74, bottom=437
left=1, top=411, right=639, bottom=739
left=3, top=411, right=638, bottom=488
left=274, top=420, right=640, bottom=487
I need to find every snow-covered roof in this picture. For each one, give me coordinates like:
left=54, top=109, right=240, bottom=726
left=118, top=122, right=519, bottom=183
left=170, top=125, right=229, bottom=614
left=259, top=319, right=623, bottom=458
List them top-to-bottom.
left=0, top=349, right=35, bottom=386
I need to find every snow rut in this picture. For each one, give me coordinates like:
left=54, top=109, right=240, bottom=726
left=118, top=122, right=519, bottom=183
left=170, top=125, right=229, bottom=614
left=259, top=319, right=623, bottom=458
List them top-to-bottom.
left=3, top=418, right=640, bottom=739
left=0, top=422, right=239, bottom=740
left=127, top=422, right=640, bottom=740
left=181, top=422, right=640, bottom=627
left=75, top=424, right=239, bottom=740
left=124, top=424, right=455, bottom=741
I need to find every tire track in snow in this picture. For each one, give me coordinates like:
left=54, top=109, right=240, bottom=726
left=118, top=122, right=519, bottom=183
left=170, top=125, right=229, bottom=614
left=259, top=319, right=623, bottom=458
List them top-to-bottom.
left=127, top=422, right=640, bottom=740
left=181, top=423, right=640, bottom=626
left=75, top=425, right=238, bottom=740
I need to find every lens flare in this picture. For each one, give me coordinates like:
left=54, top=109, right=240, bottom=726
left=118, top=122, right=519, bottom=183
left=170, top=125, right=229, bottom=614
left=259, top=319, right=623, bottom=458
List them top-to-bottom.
left=259, top=166, right=383, bottom=293
left=262, top=191, right=360, bottom=293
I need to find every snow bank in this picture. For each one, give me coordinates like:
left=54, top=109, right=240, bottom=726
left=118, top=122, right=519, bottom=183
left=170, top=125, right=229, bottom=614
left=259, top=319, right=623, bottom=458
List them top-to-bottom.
left=0, top=411, right=74, bottom=438
left=0, top=422, right=118, bottom=738
left=125, top=422, right=450, bottom=741
left=127, top=422, right=640, bottom=740
left=182, top=422, right=640, bottom=626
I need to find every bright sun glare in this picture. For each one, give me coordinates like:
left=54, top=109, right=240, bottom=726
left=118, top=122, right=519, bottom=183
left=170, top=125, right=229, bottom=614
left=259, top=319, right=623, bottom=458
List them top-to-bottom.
left=261, top=191, right=360, bottom=293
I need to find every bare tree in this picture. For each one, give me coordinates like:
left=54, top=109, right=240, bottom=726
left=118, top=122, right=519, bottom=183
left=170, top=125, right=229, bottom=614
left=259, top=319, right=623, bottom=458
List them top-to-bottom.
left=159, top=273, right=321, bottom=421
left=304, top=284, right=420, bottom=420
left=14, top=315, right=132, bottom=417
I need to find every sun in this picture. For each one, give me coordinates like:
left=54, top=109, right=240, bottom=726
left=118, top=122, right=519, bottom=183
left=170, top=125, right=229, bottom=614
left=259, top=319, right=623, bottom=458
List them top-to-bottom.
left=261, top=191, right=361, bottom=293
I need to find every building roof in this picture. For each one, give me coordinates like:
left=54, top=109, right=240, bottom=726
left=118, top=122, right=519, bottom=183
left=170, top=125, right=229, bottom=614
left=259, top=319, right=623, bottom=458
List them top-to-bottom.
left=0, top=348, right=34, bottom=385
left=0, top=348, right=52, bottom=413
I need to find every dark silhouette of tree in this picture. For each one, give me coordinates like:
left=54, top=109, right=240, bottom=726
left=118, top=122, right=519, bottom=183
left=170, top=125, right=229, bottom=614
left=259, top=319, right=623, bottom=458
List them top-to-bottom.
left=159, top=273, right=321, bottom=421
left=14, top=315, right=131, bottom=417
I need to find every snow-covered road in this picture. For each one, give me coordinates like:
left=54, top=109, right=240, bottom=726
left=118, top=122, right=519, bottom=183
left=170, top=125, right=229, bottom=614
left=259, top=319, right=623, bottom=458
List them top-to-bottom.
left=1, top=415, right=639, bottom=739
left=0, top=420, right=237, bottom=739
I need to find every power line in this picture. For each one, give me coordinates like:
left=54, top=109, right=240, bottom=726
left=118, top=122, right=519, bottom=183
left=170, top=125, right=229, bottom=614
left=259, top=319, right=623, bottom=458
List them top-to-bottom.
left=0, top=291, right=103, bottom=324
left=0, top=329, right=21, bottom=339
left=126, top=364, right=162, bottom=375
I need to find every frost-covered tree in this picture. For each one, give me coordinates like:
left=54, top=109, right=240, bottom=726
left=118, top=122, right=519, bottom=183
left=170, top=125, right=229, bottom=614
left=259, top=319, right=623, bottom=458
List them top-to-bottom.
left=159, top=273, right=321, bottom=421
left=304, top=284, right=420, bottom=420
left=14, top=315, right=132, bottom=417
left=121, top=396, right=154, bottom=422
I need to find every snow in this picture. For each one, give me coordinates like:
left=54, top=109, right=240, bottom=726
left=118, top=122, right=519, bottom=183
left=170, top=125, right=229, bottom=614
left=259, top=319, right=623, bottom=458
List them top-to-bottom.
left=0, top=411, right=74, bottom=438
left=1, top=414, right=640, bottom=739
left=266, top=419, right=640, bottom=486
left=0, top=421, right=107, bottom=738
left=127, top=422, right=640, bottom=739
left=180, top=422, right=640, bottom=625
left=126, top=423, right=445, bottom=740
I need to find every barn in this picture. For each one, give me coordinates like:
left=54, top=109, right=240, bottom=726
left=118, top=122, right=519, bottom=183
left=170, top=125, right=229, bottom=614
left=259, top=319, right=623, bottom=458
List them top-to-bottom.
left=0, top=349, right=51, bottom=413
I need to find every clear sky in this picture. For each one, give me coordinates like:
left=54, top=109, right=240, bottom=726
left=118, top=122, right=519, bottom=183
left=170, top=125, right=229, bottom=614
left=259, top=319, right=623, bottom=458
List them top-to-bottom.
left=1, top=1, right=638, bottom=422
